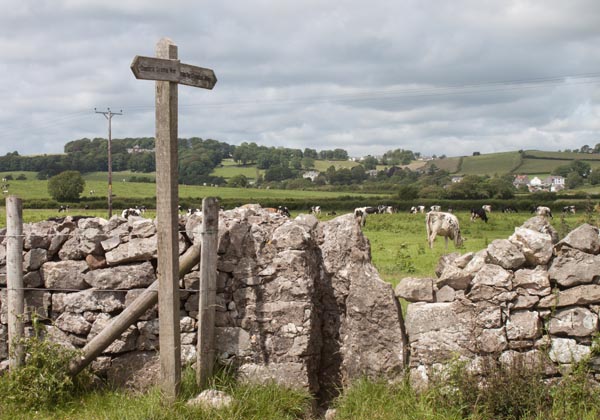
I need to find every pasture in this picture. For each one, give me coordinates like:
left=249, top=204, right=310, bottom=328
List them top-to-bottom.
left=458, top=151, right=521, bottom=175
left=0, top=207, right=586, bottom=289
left=360, top=210, right=585, bottom=286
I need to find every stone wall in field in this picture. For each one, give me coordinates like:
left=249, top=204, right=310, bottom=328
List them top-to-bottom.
left=0, top=206, right=406, bottom=397
left=1, top=206, right=599, bottom=394
left=396, top=216, right=600, bottom=386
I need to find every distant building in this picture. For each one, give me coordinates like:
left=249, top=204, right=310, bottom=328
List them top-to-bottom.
left=127, top=145, right=155, bottom=154
left=366, top=169, right=378, bottom=177
left=302, top=170, right=320, bottom=181
left=512, top=175, right=530, bottom=188
left=544, top=175, right=565, bottom=188
left=451, top=176, right=463, bottom=183
left=529, top=176, right=542, bottom=186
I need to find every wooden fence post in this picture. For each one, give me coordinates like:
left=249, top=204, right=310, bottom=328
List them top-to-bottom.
left=6, top=196, right=24, bottom=369
left=197, top=197, right=219, bottom=387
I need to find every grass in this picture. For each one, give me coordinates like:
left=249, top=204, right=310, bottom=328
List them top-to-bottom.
left=458, top=152, right=522, bottom=175
left=429, top=156, right=462, bottom=173
left=313, top=160, right=359, bottom=171
left=360, top=210, right=585, bottom=286
left=1, top=365, right=312, bottom=420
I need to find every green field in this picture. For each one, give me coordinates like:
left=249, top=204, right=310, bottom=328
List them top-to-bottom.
left=525, top=150, right=600, bottom=160
left=458, top=151, right=521, bottom=175
left=429, top=156, right=461, bottom=172
left=210, top=160, right=264, bottom=181
left=313, top=160, right=359, bottom=171
left=362, top=210, right=585, bottom=286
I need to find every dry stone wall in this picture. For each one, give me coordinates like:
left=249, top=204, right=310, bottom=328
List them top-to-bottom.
left=0, top=205, right=405, bottom=397
left=1, top=208, right=599, bottom=394
left=396, top=216, right=600, bottom=386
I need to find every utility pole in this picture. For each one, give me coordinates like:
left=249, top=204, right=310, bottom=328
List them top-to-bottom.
left=95, top=108, right=122, bottom=218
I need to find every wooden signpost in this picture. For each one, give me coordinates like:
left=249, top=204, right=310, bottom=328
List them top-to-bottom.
left=131, top=38, right=216, bottom=400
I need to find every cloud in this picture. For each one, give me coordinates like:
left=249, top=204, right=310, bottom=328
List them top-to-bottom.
left=1, top=0, right=599, bottom=158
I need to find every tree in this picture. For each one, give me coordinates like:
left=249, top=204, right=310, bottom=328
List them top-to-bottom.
left=362, top=155, right=378, bottom=170
left=570, top=160, right=591, bottom=178
left=589, top=170, right=600, bottom=185
left=48, top=171, right=85, bottom=201
left=566, top=172, right=584, bottom=189
left=228, top=174, right=249, bottom=188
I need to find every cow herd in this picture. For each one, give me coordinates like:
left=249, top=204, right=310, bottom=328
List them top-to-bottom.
left=74, top=201, right=575, bottom=251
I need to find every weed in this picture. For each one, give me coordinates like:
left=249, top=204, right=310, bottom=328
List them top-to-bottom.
left=0, top=332, right=93, bottom=411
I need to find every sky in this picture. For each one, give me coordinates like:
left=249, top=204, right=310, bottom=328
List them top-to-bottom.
left=1, top=0, right=600, bottom=159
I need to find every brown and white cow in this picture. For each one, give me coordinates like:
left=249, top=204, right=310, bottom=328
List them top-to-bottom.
left=426, top=211, right=464, bottom=249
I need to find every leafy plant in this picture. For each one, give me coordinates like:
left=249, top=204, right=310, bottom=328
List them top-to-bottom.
left=0, top=330, right=93, bottom=411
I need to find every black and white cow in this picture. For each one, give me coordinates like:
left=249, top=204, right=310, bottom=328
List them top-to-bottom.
left=58, top=205, right=70, bottom=212
left=378, top=205, right=395, bottom=214
left=430, top=205, right=441, bottom=212
left=562, top=205, right=576, bottom=214
left=277, top=206, right=291, bottom=217
left=310, top=206, right=321, bottom=216
left=533, top=206, right=553, bottom=218
left=470, top=207, right=488, bottom=223
left=121, top=208, right=142, bottom=218
left=187, top=208, right=201, bottom=216
left=426, top=211, right=464, bottom=249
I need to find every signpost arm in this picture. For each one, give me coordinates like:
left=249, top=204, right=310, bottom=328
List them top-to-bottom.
left=155, top=37, right=181, bottom=401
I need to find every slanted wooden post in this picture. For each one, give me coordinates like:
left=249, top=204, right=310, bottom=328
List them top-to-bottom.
left=131, top=37, right=216, bottom=400
left=6, top=196, right=24, bottom=369
left=197, top=197, right=219, bottom=387
left=69, top=243, right=202, bottom=376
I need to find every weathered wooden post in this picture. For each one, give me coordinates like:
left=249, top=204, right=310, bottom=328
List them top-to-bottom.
left=131, top=38, right=216, bottom=400
left=6, top=196, right=24, bottom=369
left=197, top=197, right=219, bottom=387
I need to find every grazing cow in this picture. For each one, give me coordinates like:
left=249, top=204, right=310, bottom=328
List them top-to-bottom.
left=482, top=204, right=492, bottom=213
left=58, top=205, right=70, bottom=212
left=309, top=205, right=322, bottom=216
left=378, top=205, right=394, bottom=214
left=411, top=205, right=426, bottom=214
left=430, top=205, right=441, bottom=212
left=562, top=205, right=576, bottom=214
left=277, top=206, right=291, bottom=217
left=502, top=206, right=518, bottom=213
left=534, top=206, right=553, bottom=218
left=470, top=207, right=489, bottom=223
left=121, top=208, right=142, bottom=218
left=187, top=208, right=201, bottom=216
left=354, top=208, right=367, bottom=227
left=326, top=211, right=337, bottom=216
left=426, top=211, right=464, bottom=249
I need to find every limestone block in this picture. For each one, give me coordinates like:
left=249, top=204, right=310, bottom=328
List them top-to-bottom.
left=555, top=223, right=600, bottom=254
left=509, top=227, right=553, bottom=265
left=486, top=239, right=526, bottom=270
left=548, top=248, right=600, bottom=287
left=42, top=260, right=89, bottom=290
left=84, top=261, right=155, bottom=289
left=395, top=277, right=434, bottom=302
left=547, top=307, right=598, bottom=337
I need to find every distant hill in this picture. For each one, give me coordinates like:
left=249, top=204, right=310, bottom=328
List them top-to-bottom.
left=428, top=150, right=600, bottom=176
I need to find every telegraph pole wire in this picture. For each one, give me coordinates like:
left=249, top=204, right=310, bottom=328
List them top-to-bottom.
left=94, top=108, right=123, bottom=219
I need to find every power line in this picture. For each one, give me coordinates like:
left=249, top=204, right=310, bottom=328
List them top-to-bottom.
left=95, top=108, right=123, bottom=219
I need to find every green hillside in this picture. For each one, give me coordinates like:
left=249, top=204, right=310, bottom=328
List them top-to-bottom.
left=427, top=149, right=600, bottom=176
left=461, top=151, right=521, bottom=175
